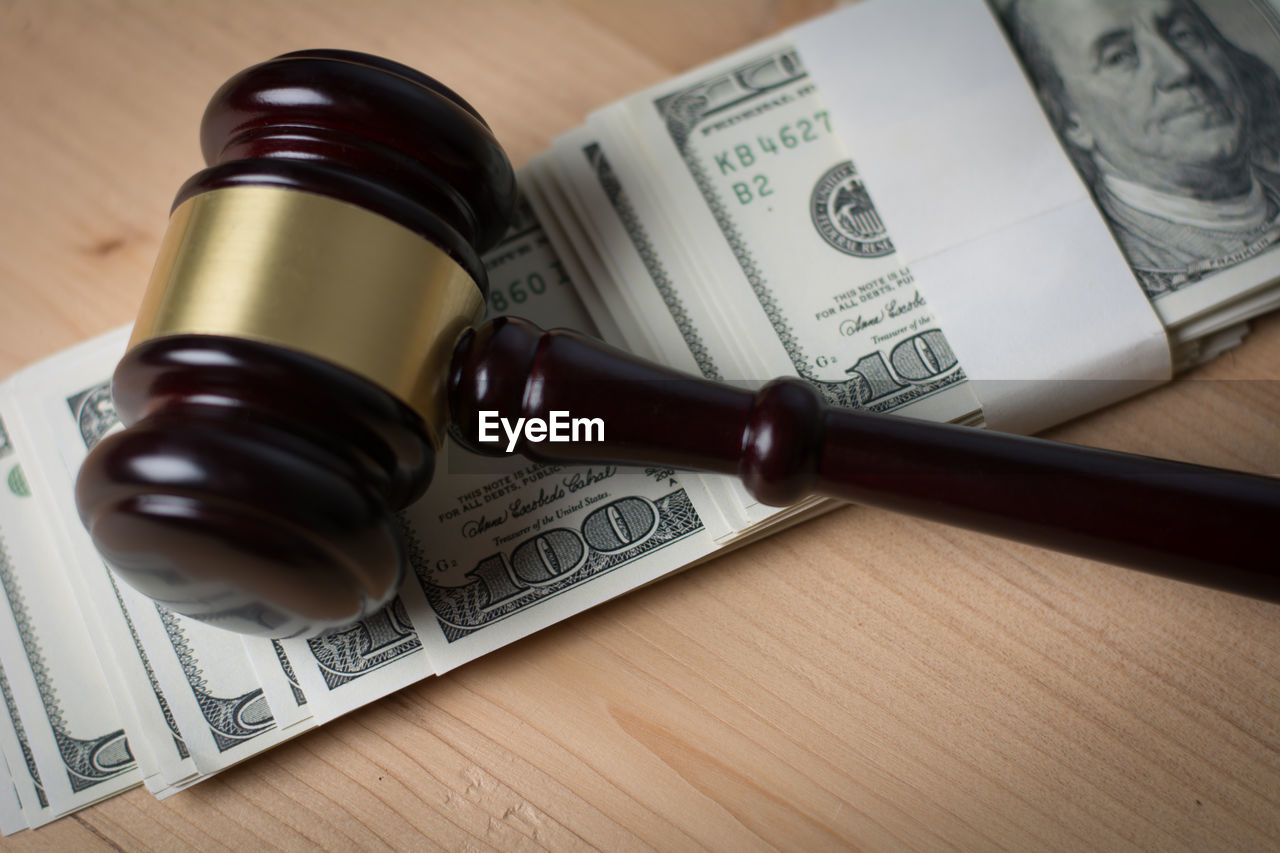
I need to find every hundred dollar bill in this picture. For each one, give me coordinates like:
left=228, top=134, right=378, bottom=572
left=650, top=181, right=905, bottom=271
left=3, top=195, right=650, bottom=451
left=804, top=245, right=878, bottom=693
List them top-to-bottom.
left=987, top=0, right=1280, bottom=338
left=579, top=37, right=982, bottom=427
left=1, top=333, right=197, bottom=793
left=3, top=338, right=298, bottom=780
left=0, top=399, right=140, bottom=818
left=0, top=473, right=51, bottom=832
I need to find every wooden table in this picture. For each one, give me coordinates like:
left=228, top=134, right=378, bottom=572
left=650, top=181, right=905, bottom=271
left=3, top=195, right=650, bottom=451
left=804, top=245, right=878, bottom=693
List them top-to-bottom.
left=2, top=1, right=1278, bottom=850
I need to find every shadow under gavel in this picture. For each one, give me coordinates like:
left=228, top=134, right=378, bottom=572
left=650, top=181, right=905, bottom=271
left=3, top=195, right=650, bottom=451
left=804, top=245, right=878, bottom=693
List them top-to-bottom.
left=74, top=50, right=1280, bottom=638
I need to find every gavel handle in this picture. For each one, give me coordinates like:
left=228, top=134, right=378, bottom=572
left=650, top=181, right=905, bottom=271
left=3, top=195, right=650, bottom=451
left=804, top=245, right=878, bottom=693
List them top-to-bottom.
left=450, top=317, right=1280, bottom=604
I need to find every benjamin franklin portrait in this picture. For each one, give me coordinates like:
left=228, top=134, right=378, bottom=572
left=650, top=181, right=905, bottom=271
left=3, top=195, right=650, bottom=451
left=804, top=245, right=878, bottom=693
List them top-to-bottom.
left=994, top=0, right=1280, bottom=297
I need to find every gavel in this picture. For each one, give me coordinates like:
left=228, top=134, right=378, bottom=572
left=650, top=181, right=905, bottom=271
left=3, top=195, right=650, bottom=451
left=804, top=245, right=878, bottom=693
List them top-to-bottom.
left=73, top=50, right=1280, bottom=639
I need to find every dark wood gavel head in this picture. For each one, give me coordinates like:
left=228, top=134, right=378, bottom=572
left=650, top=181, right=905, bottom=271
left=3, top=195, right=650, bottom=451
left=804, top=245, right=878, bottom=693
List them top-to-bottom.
left=75, top=50, right=517, bottom=638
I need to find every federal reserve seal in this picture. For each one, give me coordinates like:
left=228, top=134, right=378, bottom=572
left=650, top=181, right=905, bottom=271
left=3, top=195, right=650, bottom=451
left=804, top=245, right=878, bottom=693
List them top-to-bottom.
left=810, top=161, right=894, bottom=258
left=70, top=382, right=117, bottom=450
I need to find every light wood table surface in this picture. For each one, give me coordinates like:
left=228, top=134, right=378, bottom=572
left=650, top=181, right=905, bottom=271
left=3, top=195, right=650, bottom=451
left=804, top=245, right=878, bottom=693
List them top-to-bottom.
left=2, top=1, right=1278, bottom=850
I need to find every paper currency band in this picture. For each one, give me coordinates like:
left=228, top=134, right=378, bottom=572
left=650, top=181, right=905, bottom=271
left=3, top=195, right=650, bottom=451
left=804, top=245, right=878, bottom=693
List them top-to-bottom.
left=129, top=184, right=484, bottom=446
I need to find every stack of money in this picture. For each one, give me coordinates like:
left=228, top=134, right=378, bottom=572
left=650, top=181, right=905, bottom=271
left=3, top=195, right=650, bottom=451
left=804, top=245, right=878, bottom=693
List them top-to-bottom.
left=3, top=0, right=1280, bottom=831
left=527, top=0, right=1280, bottom=410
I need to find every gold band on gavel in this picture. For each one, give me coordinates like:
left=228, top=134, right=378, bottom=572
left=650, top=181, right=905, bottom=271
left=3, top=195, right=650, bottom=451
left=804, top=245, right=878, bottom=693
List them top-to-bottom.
left=130, top=185, right=485, bottom=446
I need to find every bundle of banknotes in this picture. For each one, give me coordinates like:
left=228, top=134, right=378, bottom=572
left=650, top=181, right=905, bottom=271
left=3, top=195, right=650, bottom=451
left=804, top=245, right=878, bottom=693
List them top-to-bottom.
left=3, top=0, right=1280, bottom=830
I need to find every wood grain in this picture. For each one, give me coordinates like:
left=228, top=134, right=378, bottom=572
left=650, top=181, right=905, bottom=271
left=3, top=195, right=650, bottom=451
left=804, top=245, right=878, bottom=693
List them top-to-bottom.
left=2, top=1, right=1278, bottom=850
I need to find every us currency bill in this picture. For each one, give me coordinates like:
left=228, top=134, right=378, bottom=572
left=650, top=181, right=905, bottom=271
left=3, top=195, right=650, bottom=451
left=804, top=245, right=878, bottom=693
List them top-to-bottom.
left=987, top=0, right=1280, bottom=340
left=538, top=37, right=984, bottom=433
left=2, top=339, right=296, bottom=785
left=0, top=404, right=140, bottom=819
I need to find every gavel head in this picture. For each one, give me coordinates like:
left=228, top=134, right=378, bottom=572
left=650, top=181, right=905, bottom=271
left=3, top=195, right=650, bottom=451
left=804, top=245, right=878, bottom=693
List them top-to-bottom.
left=74, top=50, right=517, bottom=638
